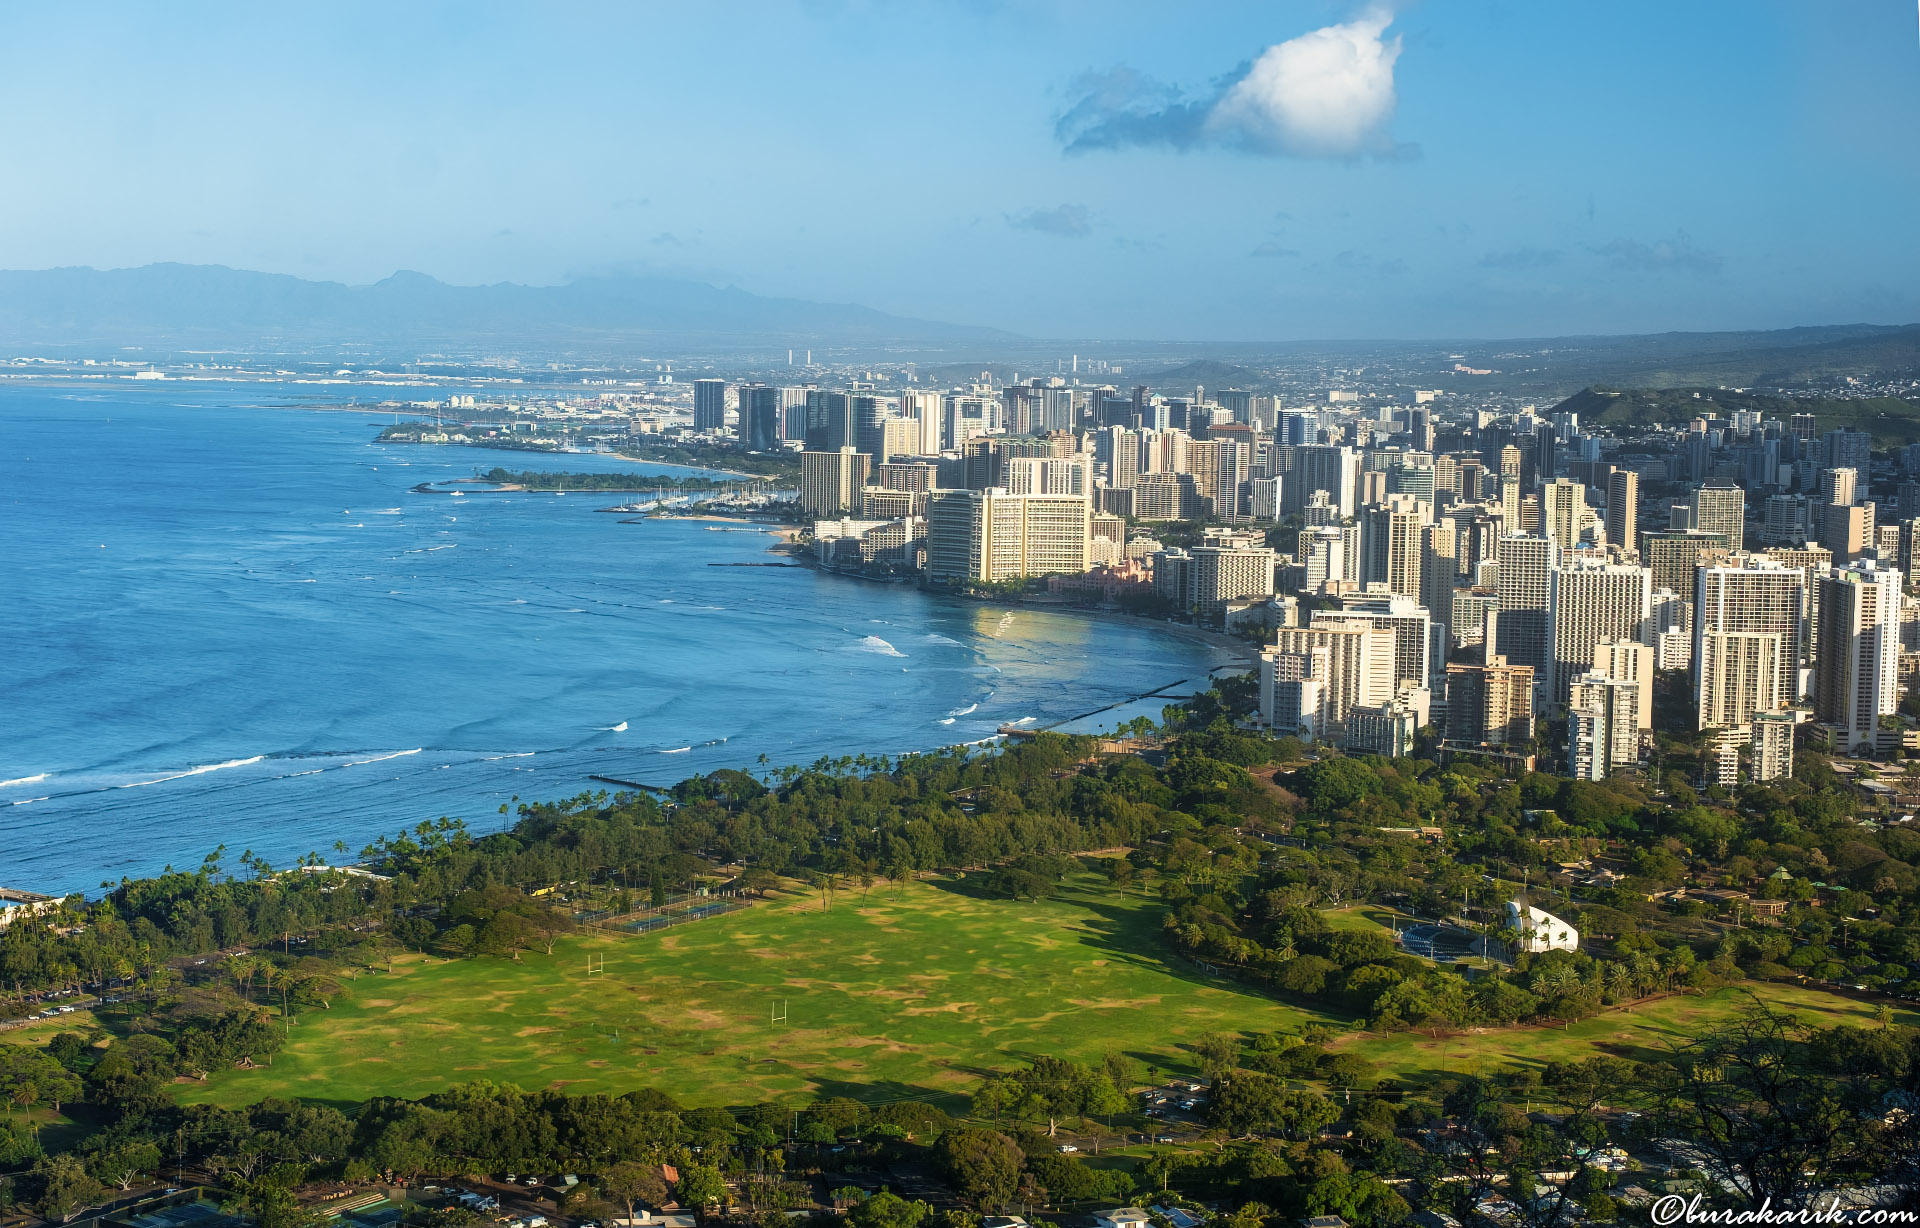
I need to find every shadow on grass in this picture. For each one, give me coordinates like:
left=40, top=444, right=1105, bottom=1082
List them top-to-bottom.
left=924, top=872, right=1364, bottom=1037
left=798, top=1076, right=976, bottom=1112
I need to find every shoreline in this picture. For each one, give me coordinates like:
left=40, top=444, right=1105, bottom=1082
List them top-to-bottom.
left=610, top=450, right=764, bottom=480
left=763, top=536, right=1262, bottom=668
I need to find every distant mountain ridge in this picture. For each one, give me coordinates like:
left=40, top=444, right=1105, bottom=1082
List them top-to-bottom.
left=0, top=263, right=1022, bottom=356
left=1143, top=359, right=1255, bottom=388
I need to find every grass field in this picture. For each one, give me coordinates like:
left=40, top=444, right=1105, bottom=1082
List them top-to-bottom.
left=124, top=873, right=1920, bottom=1111
left=181, top=874, right=1309, bottom=1110
left=1342, top=982, right=1919, bottom=1082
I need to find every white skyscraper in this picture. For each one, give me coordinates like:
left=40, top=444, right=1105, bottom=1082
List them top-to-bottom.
left=898, top=389, right=945, bottom=455
left=1542, top=478, right=1587, bottom=553
left=1361, top=493, right=1426, bottom=600
left=1495, top=535, right=1560, bottom=681
left=1695, top=558, right=1807, bottom=721
left=1546, top=559, right=1651, bottom=705
left=1814, top=560, right=1902, bottom=754
left=1314, top=594, right=1436, bottom=693
left=1698, top=630, right=1784, bottom=731
left=1593, top=638, right=1655, bottom=731
left=1569, top=672, right=1641, bottom=779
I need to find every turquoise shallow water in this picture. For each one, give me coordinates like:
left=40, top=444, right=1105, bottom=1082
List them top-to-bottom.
left=0, top=384, right=1229, bottom=894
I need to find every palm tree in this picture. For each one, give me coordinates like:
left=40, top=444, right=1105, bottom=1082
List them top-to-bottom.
left=1605, top=962, right=1634, bottom=1004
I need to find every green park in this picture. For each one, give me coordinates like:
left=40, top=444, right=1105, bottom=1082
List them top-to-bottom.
left=163, top=871, right=1909, bottom=1111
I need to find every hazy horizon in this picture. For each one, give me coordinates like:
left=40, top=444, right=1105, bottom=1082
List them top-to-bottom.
left=2, top=3, right=1917, bottom=342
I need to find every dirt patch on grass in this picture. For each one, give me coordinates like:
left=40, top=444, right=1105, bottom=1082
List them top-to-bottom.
left=902, top=1002, right=978, bottom=1016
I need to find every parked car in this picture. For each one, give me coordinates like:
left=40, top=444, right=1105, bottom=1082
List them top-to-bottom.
left=1154, top=1134, right=1175, bottom=1144
left=1056, top=1144, right=1078, bottom=1153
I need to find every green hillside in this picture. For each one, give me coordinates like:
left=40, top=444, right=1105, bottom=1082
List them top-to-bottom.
left=1557, top=385, right=1920, bottom=447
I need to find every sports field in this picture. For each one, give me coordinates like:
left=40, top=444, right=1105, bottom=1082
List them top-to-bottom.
left=172, top=873, right=1911, bottom=1110
left=182, top=874, right=1307, bottom=1109
left=1342, top=981, right=1918, bottom=1081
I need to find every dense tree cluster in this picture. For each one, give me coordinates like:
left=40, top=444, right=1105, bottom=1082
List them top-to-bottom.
left=4, top=675, right=1920, bottom=1222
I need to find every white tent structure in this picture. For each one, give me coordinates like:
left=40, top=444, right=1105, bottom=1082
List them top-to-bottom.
left=1506, top=899, right=1579, bottom=953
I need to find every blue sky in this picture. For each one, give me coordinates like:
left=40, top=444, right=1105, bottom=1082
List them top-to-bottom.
left=1, top=1, right=1916, bottom=341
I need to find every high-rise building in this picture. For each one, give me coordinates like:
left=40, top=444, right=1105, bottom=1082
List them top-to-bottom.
left=692, top=378, right=728, bottom=433
left=737, top=383, right=781, bottom=452
left=778, top=386, right=811, bottom=442
left=898, top=389, right=945, bottom=455
left=806, top=390, right=855, bottom=451
left=943, top=393, right=995, bottom=447
left=853, top=395, right=893, bottom=460
left=1407, top=405, right=1436, bottom=452
left=1280, top=409, right=1319, bottom=447
left=1095, top=426, right=1142, bottom=489
left=1823, top=427, right=1872, bottom=478
left=1188, top=438, right=1251, bottom=521
left=1498, top=444, right=1523, bottom=482
left=1291, top=445, right=1360, bottom=517
left=799, top=447, right=870, bottom=518
left=1005, top=456, right=1091, bottom=497
left=876, top=461, right=938, bottom=493
left=1387, top=461, right=1436, bottom=506
left=1819, top=466, right=1858, bottom=507
left=1605, top=469, right=1639, bottom=559
left=1132, top=472, right=1205, bottom=521
left=1499, top=474, right=1523, bottom=533
left=1249, top=476, right=1282, bottom=522
left=1542, top=478, right=1587, bottom=552
left=1692, top=481, right=1745, bottom=549
left=861, top=487, right=919, bottom=520
left=924, top=488, right=1091, bottom=585
left=1361, top=493, right=1425, bottom=600
left=1760, top=493, right=1810, bottom=545
left=1820, top=502, right=1873, bottom=563
left=1902, top=519, right=1920, bottom=591
left=1420, top=523, right=1458, bottom=645
left=1156, top=530, right=1276, bottom=624
left=1644, top=530, right=1731, bottom=605
left=1494, top=535, right=1559, bottom=679
left=1546, top=559, right=1651, bottom=704
left=1695, top=559, right=1806, bottom=718
left=1814, top=561, right=1902, bottom=753
left=1450, top=589, right=1498, bottom=649
left=1315, top=594, right=1435, bottom=692
left=1269, top=624, right=1396, bottom=731
left=1698, top=630, right=1783, bottom=731
left=1593, top=638, right=1655, bottom=731
left=1262, top=645, right=1329, bottom=738
left=1445, top=656, right=1534, bottom=749
left=1568, top=672, right=1640, bottom=779
left=1346, top=701, right=1419, bottom=757
left=1750, top=710, right=1796, bottom=782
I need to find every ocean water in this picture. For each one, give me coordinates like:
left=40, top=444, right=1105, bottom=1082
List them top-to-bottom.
left=0, top=385, right=1231, bottom=894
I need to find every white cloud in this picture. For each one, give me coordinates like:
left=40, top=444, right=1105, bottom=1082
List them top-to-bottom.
left=1056, top=11, right=1409, bottom=160
left=1205, top=14, right=1402, bottom=157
